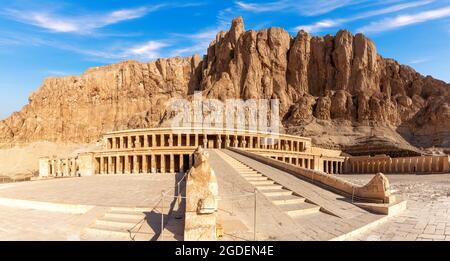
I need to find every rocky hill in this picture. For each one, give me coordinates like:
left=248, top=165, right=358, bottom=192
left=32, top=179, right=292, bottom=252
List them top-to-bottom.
left=0, top=17, right=449, bottom=152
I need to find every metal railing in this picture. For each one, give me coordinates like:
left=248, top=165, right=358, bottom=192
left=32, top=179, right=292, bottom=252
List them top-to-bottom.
left=126, top=171, right=189, bottom=241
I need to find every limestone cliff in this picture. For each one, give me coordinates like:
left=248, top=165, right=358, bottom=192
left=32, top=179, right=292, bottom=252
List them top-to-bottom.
left=1, top=17, right=449, bottom=151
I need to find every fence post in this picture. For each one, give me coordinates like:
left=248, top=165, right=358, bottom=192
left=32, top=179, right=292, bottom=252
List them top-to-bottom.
left=254, top=188, right=257, bottom=241
left=161, top=190, right=165, bottom=241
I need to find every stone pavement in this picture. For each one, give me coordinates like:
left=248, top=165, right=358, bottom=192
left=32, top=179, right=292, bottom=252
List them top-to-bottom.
left=0, top=174, right=179, bottom=240
left=0, top=174, right=177, bottom=207
left=340, top=174, right=450, bottom=241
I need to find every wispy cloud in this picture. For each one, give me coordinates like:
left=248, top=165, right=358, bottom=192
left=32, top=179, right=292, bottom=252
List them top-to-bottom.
left=236, top=0, right=365, bottom=16
left=294, top=0, right=433, bottom=33
left=1, top=5, right=162, bottom=34
left=359, top=6, right=450, bottom=33
left=170, top=27, right=222, bottom=57
left=0, top=29, right=169, bottom=62
left=64, top=40, right=170, bottom=61
left=125, top=41, right=169, bottom=60
left=408, top=58, right=430, bottom=65
left=46, top=70, right=79, bottom=77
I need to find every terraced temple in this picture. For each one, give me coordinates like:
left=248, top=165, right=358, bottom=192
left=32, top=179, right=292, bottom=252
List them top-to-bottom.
left=39, top=127, right=346, bottom=177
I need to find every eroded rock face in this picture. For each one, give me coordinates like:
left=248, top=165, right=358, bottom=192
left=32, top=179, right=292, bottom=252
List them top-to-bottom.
left=0, top=17, right=448, bottom=150
left=0, top=58, right=201, bottom=143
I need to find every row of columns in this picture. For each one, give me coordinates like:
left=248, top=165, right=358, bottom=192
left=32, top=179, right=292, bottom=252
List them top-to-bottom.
left=105, top=133, right=308, bottom=153
left=96, top=153, right=194, bottom=174
left=270, top=155, right=315, bottom=170
left=347, top=156, right=449, bottom=174
left=47, top=158, right=78, bottom=177
left=322, top=160, right=343, bottom=174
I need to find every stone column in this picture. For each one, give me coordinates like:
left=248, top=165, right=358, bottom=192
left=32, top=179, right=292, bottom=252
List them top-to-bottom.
left=152, top=134, right=156, bottom=148
left=169, top=134, right=174, bottom=147
left=195, top=134, right=199, bottom=147
left=143, top=135, right=149, bottom=148
left=160, top=135, right=165, bottom=147
left=225, top=135, right=230, bottom=147
left=118, top=136, right=122, bottom=149
left=128, top=136, right=134, bottom=149
left=217, top=136, right=222, bottom=149
left=249, top=136, right=253, bottom=148
left=203, top=137, right=208, bottom=149
left=112, top=138, right=117, bottom=149
left=241, top=138, right=246, bottom=148
left=150, top=154, right=156, bottom=173
left=161, top=154, right=166, bottom=173
left=170, top=154, right=175, bottom=173
left=180, top=154, right=185, bottom=173
left=133, top=155, right=139, bottom=174
left=142, top=155, right=148, bottom=174
left=107, top=156, right=113, bottom=174
left=115, top=156, right=120, bottom=174
left=124, top=156, right=130, bottom=174
left=99, top=157, right=105, bottom=174
left=419, top=157, right=424, bottom=173
left=433, top=157, right=439, bottom=172
left=63, top=158, right=69, bottom=176
left=71, top=158, right=77, bottom=176
left=404, top=158, right=410, bottom=173
left=57, top=159, right=62, bottom=176
left=331, top=161, right=335, bottom=174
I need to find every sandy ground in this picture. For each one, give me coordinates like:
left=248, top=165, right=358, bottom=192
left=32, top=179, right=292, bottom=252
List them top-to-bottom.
left=0, top=142, right=100, bottom=177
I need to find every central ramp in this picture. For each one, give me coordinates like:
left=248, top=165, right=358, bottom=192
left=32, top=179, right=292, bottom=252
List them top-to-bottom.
left=208, top=149, right=385, bottom=240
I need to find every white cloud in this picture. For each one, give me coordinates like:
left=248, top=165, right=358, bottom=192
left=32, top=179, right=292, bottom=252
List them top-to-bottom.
left=236, top=0, right=365, bottom=16
left=294, top=0, right=433, bottom=33
left=236, top=1, right=290, bottom=12
left=2, top=6, right=161, bottom=34
left=359, top=6, right=450, bottom=33
left=295, top=20, right=339, bottom=33
left=170, top=25, right=227, bottom=57
left=61, top=40, right=169, bottom=61
left=126, top=41, right=169, bottom=60
left=408, top=58, right=430, bottom=64
left=46, top=70, right=78, bottom=77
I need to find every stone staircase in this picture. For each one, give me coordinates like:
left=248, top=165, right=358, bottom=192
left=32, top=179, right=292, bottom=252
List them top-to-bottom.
left=216, top=150, right=323, bottom=219
left=81, top=207, right=157, bottom=241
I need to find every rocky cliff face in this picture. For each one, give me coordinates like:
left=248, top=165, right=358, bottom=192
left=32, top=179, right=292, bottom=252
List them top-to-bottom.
left=1, top=17, right=449, bottom=150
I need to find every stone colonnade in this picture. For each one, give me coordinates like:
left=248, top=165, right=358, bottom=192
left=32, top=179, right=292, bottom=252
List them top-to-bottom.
left=39, top=128, right=348, bottom=177
left=104, top=131, right=310, bottom=153
left=95, top=152, right=193, bottom=175
left=261, top=153, right=344, bottom=174
left=345, top=155, right=450, bottom=174
left=39, top=157, right=78, bottom=177
left=322, top=159, right=344, bottom=174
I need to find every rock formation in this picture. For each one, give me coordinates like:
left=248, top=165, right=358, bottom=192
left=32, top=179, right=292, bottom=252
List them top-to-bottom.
left=0, top=17, right=449, bottom=152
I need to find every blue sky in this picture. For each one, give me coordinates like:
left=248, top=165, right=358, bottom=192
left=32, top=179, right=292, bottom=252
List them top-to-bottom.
left=0, top=0, right=449, bottom=119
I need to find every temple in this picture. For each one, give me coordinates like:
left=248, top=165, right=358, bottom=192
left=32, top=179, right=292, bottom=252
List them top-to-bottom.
left=39, top=127, right=449, bottom=178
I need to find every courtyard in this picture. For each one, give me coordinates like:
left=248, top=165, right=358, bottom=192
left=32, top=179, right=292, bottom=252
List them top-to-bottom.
left=340, top=174, right=450, bottom=241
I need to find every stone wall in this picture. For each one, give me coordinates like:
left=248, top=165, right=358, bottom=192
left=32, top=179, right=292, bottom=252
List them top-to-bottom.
left=229, top=147, right=392, bottom=203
